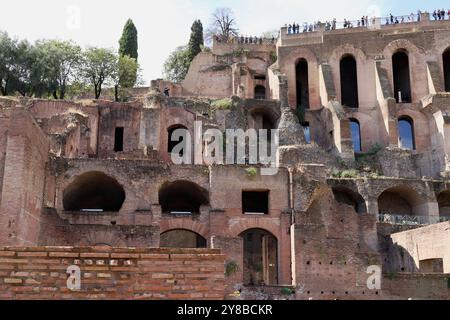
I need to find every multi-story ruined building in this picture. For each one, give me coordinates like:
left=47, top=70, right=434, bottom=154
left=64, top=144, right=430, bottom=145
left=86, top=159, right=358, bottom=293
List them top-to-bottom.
left=1, top=13, right=450, bottom=299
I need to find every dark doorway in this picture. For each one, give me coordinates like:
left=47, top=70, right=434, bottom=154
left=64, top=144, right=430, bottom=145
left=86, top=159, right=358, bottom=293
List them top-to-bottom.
left=444, top=48, right=450, bottom=92
left=392, top=51, right=412, bottom=103
left=340, top=55, right=359, bottom=108
left=296, top=59, right=309, bottom=108
left=254, top=85, right=266, bottom=100
left=114, top=127, right=124, bottom=152
left=63, top=172, right=125, bottom=212
left=159, top=180, right=209, bottom=214
left=242, top=191, right=269, bottom=215
left=240, top=229, right=278, bottom=286
left=160, top=230, right=207, bottom=248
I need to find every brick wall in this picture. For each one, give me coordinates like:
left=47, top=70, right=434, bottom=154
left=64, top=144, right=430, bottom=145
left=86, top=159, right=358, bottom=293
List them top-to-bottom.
left=0, top=247, right=225, bottom=300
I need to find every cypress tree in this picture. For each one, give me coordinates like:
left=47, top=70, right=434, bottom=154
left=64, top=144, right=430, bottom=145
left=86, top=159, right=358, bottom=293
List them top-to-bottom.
left=119, top=19, right=138, bottom=60
left=187, top=20, right=203, bottom=62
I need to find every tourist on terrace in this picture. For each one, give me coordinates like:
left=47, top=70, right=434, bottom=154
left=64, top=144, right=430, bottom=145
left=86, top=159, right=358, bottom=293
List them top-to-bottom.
left=164, top=87, right=170, bottom=97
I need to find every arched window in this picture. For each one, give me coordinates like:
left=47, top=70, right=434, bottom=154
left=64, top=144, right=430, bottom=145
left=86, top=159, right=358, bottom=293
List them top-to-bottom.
left=443, top=48, right=450, bottom=92
left=392, top=50, right=412, bottom=103
left=340, top=55, right=359, bottom=108
left=296, top=59, right=309, bottom=108
left=254, top=85, right=266, bottom=100
left=398, top=116, right=415, bottom=150
left=349, top=119, right=362, bottom=152
left=167, top=125, right=188, bottom=156
left=63, top=172, right=125, bottom=212
left=158, top=180, right=209, bottom=215
left=160, top=229, right=207, bottom=248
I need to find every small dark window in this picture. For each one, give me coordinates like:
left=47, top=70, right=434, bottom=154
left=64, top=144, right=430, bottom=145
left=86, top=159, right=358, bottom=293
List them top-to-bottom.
left=254, top=75, right=266, bottom=81
left=254, top=85, right=266, bottom=100
left=114, top=127, right=124, bottom=152
left=242, top=191, right=269, bottom=215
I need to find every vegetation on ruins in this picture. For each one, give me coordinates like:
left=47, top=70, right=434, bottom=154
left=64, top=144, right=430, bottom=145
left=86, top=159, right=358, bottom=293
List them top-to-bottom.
left=205, top=7, right=239, bottom=43
left=163, top=20, right=205, bottom=83
left=0, top=30, right=141, bottom=100
left=163, top=45, right=191, bottom=82
left=82, top=47, right=118, bottom=99
left=245, top=167, right=258, bottom=178
left=225, top=261, right=239, bottom=277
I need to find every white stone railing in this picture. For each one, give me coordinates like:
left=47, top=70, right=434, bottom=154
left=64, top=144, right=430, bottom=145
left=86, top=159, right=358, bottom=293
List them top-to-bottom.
left=378, top=213, right=450, bottom=226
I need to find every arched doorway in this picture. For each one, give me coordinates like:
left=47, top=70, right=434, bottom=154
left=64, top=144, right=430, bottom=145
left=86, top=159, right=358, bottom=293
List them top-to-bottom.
left=443, top=48, right=450, bottom=92
left=392, top=50, right=412, bottom=103
left=340, top=55, right=359, bottom=108
left=296, top=59, right=309, bottom=108
left=254, top=85, right=266, bottom=100
left=398, top=116, right=415, bottom=150
left=349, top=118, right=362, bottom=152
left=63, top=171, right=125, bottom=212
left=158, top=180, right=209, bottom=215
left=332, top=186, right=367, bottom=213
left=160, top=229, right=207, bottom=248
left=240, top=229, right=278, bottom=286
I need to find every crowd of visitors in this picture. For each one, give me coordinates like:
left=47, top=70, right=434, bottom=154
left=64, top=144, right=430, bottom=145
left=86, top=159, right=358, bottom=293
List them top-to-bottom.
left=286, top=9, right=450, bottom=35
left=432, top=9, right=450, bottom=20
left=214, top=34, right=277, bottom=45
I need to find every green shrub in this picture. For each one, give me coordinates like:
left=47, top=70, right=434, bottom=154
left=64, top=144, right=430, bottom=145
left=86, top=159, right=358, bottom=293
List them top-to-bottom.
left=211, top=98, right=232, bottom=110
left=245, top=167, right=258, bottom=178
left=340, top=170, right=358, bottom=178
left=225, top=261, right=239, bottom=277
left=281, top=287, right=294, bottom=296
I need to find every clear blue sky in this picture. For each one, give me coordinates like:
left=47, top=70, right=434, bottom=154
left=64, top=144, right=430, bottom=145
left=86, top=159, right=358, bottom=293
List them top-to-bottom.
left=1, top=0, right=449, bottom=82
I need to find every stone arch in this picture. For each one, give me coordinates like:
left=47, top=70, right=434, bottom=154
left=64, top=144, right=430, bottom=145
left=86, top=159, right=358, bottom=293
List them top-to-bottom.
left=382, top=39, right=426, bottom=102
left=330, top=45, right=367, bottom=110
left=280, top=48, right=320, bottom=109
left=397, top=108, right=429, bottom=152
left=63, top=171, right=126, bottom=212
left=158, top=180, right=210, bottom=214
left=377, top=185, right=426, bottom=216
left=332, top=186, right=367, bottom=213
left=159, top=220, right=209, bottom=239
left=229, top=220, right=280, bottom=239
left=80, top=229, right=127, bottom=247
left=160, top=229, right=207, bottom=248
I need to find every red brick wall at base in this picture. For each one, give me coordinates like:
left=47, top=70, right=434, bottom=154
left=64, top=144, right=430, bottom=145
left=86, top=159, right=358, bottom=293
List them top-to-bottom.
left=0, top=247, right=225, bottom=300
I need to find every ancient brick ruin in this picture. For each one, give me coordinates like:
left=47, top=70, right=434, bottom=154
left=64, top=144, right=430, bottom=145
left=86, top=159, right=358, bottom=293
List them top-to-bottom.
left=1, top=13, right=450, bottom=300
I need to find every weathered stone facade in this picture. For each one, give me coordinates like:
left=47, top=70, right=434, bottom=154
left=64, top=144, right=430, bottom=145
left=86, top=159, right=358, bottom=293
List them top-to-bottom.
left=1, top=13, right=450, bottom=300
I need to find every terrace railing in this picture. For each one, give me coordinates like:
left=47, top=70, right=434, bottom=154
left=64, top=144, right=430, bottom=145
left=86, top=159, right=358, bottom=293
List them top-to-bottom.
left=378, top=213, right=450, bottom=226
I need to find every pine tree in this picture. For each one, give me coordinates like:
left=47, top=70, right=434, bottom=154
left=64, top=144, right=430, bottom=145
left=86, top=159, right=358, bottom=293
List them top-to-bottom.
left=119, top=19, right=138, bottom=60
left=187, top=20, right=204, bottom=62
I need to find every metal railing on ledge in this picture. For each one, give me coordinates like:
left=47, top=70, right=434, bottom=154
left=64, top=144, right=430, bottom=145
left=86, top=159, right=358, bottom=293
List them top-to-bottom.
left=214, top=35, right=277, bottom=45
left=378, top=213, right=450, bottom=226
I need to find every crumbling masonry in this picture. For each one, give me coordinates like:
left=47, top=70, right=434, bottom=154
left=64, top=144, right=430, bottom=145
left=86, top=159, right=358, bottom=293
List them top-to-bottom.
left=1, top=13, right=450, bottom=300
